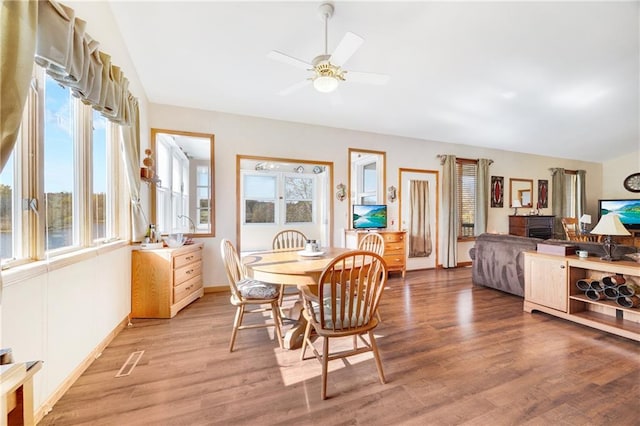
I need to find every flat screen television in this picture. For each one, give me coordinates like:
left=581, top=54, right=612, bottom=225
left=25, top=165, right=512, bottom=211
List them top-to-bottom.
left=598, top=199, right=640, bottom=230
left=352, top=204, right=387, bottom=230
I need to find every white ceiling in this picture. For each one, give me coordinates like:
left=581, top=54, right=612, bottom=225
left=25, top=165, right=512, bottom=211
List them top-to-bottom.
left=107, top=1, right=640, bottom=163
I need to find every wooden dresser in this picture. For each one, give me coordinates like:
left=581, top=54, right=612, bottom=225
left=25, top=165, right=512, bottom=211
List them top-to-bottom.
left=509, top=215, right=555, bottom=239
left=344, top=230, right=407, bottom=277
left=131, top=243, right=204, bottom=318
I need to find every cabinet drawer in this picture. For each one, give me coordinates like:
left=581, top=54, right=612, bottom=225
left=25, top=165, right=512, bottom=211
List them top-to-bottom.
left=526, top=217, right=553, bottom=227
left=382, top=233, right=404, bottom=243
left=385, top=241, right=404, bottom=254
left=174, top=248, right=202, bottom=269
left=384, top=255, right=405, bottom=268
left=174, top=260, right=202, bottom=285
left=174, top=275, right=203, bottom=303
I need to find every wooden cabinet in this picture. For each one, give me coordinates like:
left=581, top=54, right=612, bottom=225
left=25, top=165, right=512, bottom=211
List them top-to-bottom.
left=509, top=215, right=555, bottom=239
left=345, top=230, right=406, bottom=277
left=131, top=243, right=204, bottom=318
left=524, top=251, right=640, bottom=342
left=524, top=254, right=568, bottom=312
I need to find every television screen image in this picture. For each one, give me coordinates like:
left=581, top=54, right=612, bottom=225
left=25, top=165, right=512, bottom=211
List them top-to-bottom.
left=599, top=199, right=640, bottom=230
left=353, top=204, right=387, bottom=229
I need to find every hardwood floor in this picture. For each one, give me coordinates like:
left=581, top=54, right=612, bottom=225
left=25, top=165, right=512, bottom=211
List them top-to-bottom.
left=39, top=267, right=639, bottom=425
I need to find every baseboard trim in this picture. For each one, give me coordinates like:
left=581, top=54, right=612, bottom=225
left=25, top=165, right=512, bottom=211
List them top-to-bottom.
left=204, top=286, right=228, bottom=294
left=35, top=315, right=129, bottom=423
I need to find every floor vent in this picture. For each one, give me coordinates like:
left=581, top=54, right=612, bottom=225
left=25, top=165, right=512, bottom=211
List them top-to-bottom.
left=115, top=350, right=144, bottom=378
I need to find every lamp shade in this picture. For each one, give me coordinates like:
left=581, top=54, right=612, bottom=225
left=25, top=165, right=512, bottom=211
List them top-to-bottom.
left=313, top=76, right=339, bottom=93
left=512, top=199, right=522, bottom=208
left=579, top=214, right=592, bottom=225
left=590, top=214, right=630, bottom=236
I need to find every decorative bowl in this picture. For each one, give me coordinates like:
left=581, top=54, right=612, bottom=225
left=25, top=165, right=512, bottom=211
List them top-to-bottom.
left=164, top=233, right=186, bottom=248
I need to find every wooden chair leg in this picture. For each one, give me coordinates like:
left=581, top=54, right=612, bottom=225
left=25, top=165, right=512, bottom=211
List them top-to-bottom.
left=271, top=301, right=284, bottom=349
left=229, top=305, right=245, bottom=352
left=376, top=309, right=382, bottom=322
left=300, top=320, right=313, bottom=361
left=368, top=330, right=386, bottom=384
left=321, top=337, right=329, bottom=400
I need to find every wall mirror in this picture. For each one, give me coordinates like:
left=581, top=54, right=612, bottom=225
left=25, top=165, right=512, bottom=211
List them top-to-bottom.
left=150, top=128, right=215, bottom=236
left=348, top=149, right=386, bottom=224
left=509, top=178, right=533, bottom=208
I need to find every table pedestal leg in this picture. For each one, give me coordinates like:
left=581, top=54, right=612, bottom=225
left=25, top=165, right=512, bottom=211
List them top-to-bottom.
left=283, top=300, right=307, bottom=350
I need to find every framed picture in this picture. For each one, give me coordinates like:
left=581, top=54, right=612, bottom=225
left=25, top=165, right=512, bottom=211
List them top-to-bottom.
left=491, top=176, right=504, bottom=208
left=538, top=179, right=548, bottom=208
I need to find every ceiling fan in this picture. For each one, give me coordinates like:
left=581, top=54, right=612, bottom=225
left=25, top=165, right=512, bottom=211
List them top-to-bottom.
left=267, top=2, right=390, bottom=95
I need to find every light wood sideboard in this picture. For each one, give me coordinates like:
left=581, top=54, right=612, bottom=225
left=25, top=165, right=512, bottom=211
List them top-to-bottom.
left=344, top=230, right=407, bottom=277
left=131, top=243, right=204, bottom=318
left=524, top=251, right=640, bottom=341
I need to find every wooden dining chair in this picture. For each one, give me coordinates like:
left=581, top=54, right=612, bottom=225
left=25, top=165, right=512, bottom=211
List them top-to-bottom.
left=561, top=217, right=579, bottom=241
left=272, top=229, right=308, bottom=307
left=272, top=229, right=308, bottom=250
left=357, top=232, right=385, bottom=321
left=357, top=232, right=385, bottom=257
left=220, top=239, right=283, bottom=352
left=299, top=250, right=387, bottom=400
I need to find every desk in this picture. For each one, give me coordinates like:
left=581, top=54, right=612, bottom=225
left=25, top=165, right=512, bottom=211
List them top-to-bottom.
left=243, top=247, right=351, bottom=349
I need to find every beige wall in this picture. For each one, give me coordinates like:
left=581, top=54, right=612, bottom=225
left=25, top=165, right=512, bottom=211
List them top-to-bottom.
left=148, top=103, right=604, bottom=284
left=602, top=150, right=640, bottom=199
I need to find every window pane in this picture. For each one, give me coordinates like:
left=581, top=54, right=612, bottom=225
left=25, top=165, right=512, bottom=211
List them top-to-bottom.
left=44, top=76, right=75, bottom=251
left=92, top=110, right=107, bottom=241
left=0, top=150, right=14, bottom=261
left=197, top=166, right=209, bottom=186
left=245, top=175, right=276, bottom=199
left=285, top=176, right=312, bottom=199
left=245, top=201, right=275, bottom=223
left=286, top=201, right=312, bottom=223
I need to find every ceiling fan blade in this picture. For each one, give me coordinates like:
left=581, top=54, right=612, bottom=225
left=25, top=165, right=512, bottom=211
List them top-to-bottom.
left=329, top=32, right=364, bottom=67
left=267, top=50, right=312, bottom=70
left=347, top=71, right=390, bottom=85
left=277, top=79, right=311, bottom=96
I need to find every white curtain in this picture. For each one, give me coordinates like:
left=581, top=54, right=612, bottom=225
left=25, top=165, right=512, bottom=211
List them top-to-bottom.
left=441, top=155, right=457, bottom=268
left=475, top=158, right=491, bottom=235
left=575, top=170, right=586, bottom=221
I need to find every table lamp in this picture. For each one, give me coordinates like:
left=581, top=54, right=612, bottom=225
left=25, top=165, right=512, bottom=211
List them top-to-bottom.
left=512, top=199, right=522, bottom=215
left=590, top=213, right=630, bottom=261
left=579, top=214, right=591, bottom=233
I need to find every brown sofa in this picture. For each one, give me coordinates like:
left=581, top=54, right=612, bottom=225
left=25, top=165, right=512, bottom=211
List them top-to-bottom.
left=469, top=233, right=639, bottom=297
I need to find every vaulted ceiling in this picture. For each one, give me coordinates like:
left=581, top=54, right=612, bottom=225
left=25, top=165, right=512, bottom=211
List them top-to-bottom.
left=108, top=1, right=640, bottom=163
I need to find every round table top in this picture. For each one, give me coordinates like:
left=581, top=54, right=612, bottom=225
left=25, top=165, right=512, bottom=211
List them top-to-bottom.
left=243, top=247, right=352, bottom=286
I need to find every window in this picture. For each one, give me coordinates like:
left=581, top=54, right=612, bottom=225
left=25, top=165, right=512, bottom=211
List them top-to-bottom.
left=1, top=66, right=126, bottom=268
left=44, top=75, right=77, bottom=252
left=92, top=110, right=119, bottom=243
left=0, top=148, right=17, bottom=263
left=456, top=159, right=477, bottom=238
left=243, top=172, right=317, bottom=225
left=244, top=174, right=277, bottom=224
left=284, top=175, right=313, bottom=223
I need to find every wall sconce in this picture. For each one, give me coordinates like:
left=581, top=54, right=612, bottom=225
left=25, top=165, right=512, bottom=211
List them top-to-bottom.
left=336, top=183, right=346, bottom=202
left=387, top=185, right=397, bottom=203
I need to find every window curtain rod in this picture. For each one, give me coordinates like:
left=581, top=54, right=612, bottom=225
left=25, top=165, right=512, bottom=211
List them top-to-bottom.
left=436, top=155, right=494, bottom=165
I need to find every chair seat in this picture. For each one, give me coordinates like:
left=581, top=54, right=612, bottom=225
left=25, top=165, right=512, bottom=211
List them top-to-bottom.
left=237, top=278, right=279, bottom=299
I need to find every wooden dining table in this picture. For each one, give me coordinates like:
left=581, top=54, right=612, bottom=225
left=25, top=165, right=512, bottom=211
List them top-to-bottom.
left=242, top=247, right=352, bottom=349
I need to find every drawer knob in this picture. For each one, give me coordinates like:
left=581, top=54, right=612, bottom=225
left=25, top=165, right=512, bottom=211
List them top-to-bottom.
left=185, top=255, right=194, bottom=260
left=186, top=269, right=193, bottom=275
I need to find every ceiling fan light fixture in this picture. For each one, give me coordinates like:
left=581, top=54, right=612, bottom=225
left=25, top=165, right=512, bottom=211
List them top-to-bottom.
left=313, top=75, right=339, bottom=93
